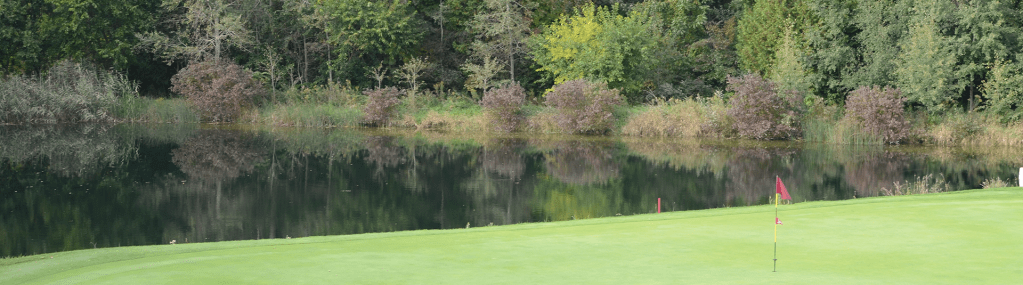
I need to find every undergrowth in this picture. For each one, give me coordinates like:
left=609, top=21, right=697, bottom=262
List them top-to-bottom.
left=1, top=60, right=131, bottom=123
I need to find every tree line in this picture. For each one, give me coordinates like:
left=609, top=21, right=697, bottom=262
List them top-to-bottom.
left=1, top=0, right=1021, bottom=118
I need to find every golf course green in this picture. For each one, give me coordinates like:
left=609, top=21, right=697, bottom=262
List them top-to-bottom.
left=3, top=188, right=1020, bottom=284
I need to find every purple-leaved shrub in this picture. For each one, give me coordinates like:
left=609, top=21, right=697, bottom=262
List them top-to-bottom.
left=171, top=61, right=262, bottom=122
left=726, top=74, right=800, bottom=140
left=545, top=80, right=624, bottom=134
left=481, top=83, right=527, bottom=132
left=845, top=86, right=910, bottom=144
left=363, top=87, right=403, bottom=126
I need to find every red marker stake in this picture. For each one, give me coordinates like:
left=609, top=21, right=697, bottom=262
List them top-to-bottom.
left=657, top=198, right=661, bottom=213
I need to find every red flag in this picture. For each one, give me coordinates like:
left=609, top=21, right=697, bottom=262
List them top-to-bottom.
left=776, top=176, right=792, bottom=200
left=776, top=217, right=783, bottom=225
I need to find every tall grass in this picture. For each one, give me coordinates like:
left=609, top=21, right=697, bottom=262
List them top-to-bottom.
left=0, top=60, right=131, bottom=124
left=270, top=82, right=364, bottom=107
left=391, top=92, right=486, bottom=131
left=114, top=95, right=200, bottom=123
left=620, top=97, right=723, bottom=138
left=141, top=98, right=201, bottom=123
left=801, top=99, right=886, bottom=145
left=248, top=103, right=363, bottom=127
left=922, top=112, right=1023, bottom=146
left=879, top=174, right=952, bottom=196
left=980, top=177, right=1015, bottom=189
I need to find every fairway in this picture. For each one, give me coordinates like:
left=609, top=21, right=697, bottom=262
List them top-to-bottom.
left=3, top=188, right=1021, bottom=284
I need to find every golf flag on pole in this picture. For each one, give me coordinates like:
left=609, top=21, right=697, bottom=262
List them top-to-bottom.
left=773, top=176, right=791, bottom=272
left=776, top=176, right=792, bottom=200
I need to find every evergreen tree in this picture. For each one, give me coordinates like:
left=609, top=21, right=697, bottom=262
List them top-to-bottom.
left=896, top=0, right=962, bottom=113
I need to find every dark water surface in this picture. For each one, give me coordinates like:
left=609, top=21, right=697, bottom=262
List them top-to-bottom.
left=2, top=124, right=1020, bottom=257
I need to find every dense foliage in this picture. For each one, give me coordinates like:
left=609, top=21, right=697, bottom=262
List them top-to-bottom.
left=2, top=0, right=1022, bottom=126
left=0, top=60, right=132, bottom=123
left=170, top=60, right=261, bottom=122
left=726, top=73, right=800, bottom=140
left=544, top=80, right=624, bottom=134
left=481, top=83, right=527, bottom=132
left=844, top=86, right=910, bottom=144
left=362, top=87, right=403, bottom=126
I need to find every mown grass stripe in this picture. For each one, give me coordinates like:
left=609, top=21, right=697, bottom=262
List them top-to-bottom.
left=2, top=188, right=1021, bottom=284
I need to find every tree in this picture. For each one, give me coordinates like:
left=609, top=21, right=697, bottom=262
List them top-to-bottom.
left=1, top=0, right=158, bottom=74
left=138, top=0, right=252, bottom=64
left=318, top=0, right=422, bottom=87
left=467, top=0, right=533, bottom=82
left=636, top=0, right=713, bottom=98
left=735, top=0, right=813, bottom=75
left=800, top=0, right=860, bottom=102
left=847, top=0, right=910, bottom=92
left=896, top=0, right=962, bottom=113
left=951, top=0, right=1022, bottom=111
left=531, top=4, right=658, bottom=101
left=685, top=16, right=739, bottom=97
left=770, top=23, right=810, bottom=99
left=259, top=45, right=282, bottom=102
left=462, top=56, right=504, bottom=95
left=397, top=57, right=429, bottom=104
left=981, top=59, right=1023, bottom=121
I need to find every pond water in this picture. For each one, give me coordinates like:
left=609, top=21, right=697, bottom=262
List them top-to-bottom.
left=2, top=124, right=1020, bottom=257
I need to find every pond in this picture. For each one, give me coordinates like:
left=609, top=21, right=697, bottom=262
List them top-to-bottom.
left=2, top=124, right=1020, bottom=257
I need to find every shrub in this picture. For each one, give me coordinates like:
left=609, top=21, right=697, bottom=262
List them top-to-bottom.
left=0, top=60, right=128, bottom=123
left=170, top=61, right=262, bottom=122
left=726, top=74, right=800, bottom=140
left=544, top=80, right=625, bottom=134
left=481, top=83, right=527, bottom=132
left=844, top=86, right=911, bottom=144
left=363, top=87, right=403, bottom=126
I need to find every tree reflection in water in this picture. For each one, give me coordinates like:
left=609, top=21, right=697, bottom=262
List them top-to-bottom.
left=4, top=126, right=1022, bottom=257
left=166, top=130, right=265, bottom=242
left=172, top=130, right=264, bottom=182
left=537, top=139, right=620, bottom=186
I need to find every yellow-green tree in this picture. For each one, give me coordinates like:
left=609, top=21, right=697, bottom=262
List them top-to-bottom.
left=531, top=4, right=656, bottom=101
left=770, top=23, right=810, bottom=99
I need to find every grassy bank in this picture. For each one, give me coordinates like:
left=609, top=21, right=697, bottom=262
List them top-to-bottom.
left=5, top=63, right=1020, bottom=146
left=235, top=90, right=1023, bottom=146
left=3, top=188, right=1020, bottom=284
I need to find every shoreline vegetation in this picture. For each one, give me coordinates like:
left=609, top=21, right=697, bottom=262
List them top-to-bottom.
left=4, top=63, right=1021, bottom=147
left=2, top=188, right=1020, bottom=284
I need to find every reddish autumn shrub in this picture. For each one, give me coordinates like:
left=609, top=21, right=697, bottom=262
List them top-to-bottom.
left=170, top=61, right=262, bottom=122
left=726, top=74, right=800, bottom=140
left=545, top=80, right=624, bottom=134
left=481, top=83, right=527, bottom=132
left=845, top=86, right=910, bottom=144
left=363, top=87, right=403, bottom=126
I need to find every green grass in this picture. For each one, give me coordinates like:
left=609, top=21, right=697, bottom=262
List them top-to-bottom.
left=252, top=103, right=363, bottom=127
left=3, top=188, right=1021, bottom=284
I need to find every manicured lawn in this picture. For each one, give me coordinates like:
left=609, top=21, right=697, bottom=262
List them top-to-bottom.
left=3, top=188, right=1021, bottom=284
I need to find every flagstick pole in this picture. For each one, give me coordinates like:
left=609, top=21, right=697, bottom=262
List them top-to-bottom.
left=774, top=192, right=779, bottom=272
